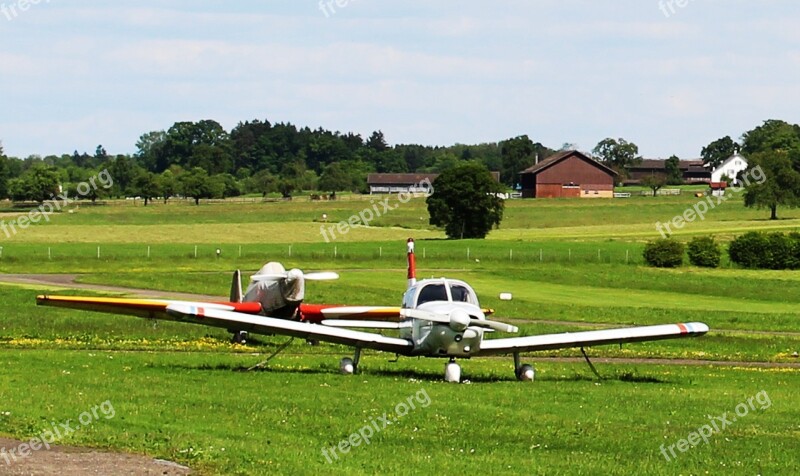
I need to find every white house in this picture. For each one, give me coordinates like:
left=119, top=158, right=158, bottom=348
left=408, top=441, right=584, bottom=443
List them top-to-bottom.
left=711, top=153, right=748, bottom=185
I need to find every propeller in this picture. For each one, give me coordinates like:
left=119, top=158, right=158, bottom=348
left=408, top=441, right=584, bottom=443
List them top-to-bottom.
left=251, top=270, right=339, bottom=281
left=400, top=308, right=518, bottom=333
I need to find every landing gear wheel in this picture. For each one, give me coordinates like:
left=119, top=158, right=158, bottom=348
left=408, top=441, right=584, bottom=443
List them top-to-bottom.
left=232, top=331, right=248, bottom=344
left=339, top=358, right=355, bottom=375
left=444, top=359, right=461, bottom=383
left=516, top=364, right=535, bottom=382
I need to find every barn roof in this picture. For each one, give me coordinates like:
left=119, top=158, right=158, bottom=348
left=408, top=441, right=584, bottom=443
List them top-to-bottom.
left=520, top=150, right=618, bottom=176
left=368, top=171, right=501, bottom=185
left=367, top=173, right=439, bottom=185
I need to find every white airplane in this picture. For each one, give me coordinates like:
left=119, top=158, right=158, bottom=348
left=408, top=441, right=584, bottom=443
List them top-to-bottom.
left=38, top=239, right=709, bottom=382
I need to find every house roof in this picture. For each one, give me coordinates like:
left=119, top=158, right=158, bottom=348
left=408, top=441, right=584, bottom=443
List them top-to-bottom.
left=520, top=150, right=618, bottom=176
left=712, top=153, right=748, bottom=172
left=633, top=159, right=704, bottom=171
left=368, top=171, right=501, bottom=185
left=367, top=173, right=439, bottom=185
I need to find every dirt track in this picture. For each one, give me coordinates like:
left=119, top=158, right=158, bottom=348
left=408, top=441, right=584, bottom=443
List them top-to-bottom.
left=0, top=437, right=191, bottom=475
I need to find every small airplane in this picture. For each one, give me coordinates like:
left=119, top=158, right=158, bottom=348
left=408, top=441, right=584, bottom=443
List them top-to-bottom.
left=37, top=239, right=709, bottom=382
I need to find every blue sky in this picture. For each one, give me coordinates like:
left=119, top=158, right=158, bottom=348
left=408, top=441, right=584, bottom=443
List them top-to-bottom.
left=1, top=0, right=799, bottom=159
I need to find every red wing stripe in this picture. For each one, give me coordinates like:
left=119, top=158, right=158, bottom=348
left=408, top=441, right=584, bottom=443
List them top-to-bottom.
left=677, top=323, right=688, bottom=334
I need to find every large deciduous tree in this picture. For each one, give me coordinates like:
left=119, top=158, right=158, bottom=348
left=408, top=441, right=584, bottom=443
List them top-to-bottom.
left=740, top=120, right=800, bottom=220
left=500, top=135, right=534, bottom=186
left=701, top=136, right=740, bottom=168
left=592, top=138, right=642, bottom=182
left=743, top=150, right=800, bottom=220
left=664, top=155, right=683, bottom=184
left=426, top=162, right=504, bottom=239
left=9, top=164, right=61, bottom=203
left=179, top=167, right=215, bottom=205
left=132, top=170, right=161, bottom=206
left=641, top=175, right=667, bottom=197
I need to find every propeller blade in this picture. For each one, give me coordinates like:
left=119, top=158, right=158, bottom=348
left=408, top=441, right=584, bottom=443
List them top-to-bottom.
left=250, top=271, right=339, bottom=282
left=303, top=272, right=339, bottom=281
left=250, top=273, right=288, bottom=281
left=399, top=308, right=451, bottom=324
left=469, top=319, right=518, bottom=333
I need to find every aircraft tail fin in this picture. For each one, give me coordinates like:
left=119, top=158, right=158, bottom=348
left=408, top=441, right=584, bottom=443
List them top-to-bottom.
left=407, top=238, right=416, bottom=288
left=230, top=269, right=243, bottom=303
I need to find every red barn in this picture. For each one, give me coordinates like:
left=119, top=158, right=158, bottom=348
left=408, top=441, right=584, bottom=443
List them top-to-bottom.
left=519, top=150, right=617, bottom=198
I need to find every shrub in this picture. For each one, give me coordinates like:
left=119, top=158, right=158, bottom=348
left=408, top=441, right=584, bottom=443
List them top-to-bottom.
left=728, top=232, right=769, bottom=268
left=765, top=232, right=791, bottom=269
left=787, top=232, right=800, bottom=269
left=687, top=236, right=721, bottom=268
left=643, top=238, right=685, bottom=268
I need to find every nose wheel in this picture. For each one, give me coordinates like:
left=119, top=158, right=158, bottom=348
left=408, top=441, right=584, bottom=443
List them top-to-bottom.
left=514, top=353, right=535, bottom=382
left=444, top=358, right=461, bottom=383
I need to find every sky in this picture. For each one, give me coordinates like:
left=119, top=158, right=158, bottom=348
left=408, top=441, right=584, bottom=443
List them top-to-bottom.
left=1, top=0, right=799, bottom=160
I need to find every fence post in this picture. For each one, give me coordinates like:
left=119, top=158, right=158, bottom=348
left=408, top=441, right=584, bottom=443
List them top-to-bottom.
left=194, top=246, right=198, bottom=258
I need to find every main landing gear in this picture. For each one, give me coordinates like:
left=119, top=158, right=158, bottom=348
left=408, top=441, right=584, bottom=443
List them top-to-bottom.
left=232, top=331, right=248, bottom=344
left=339, top=348, right=361, bottom=375
left=514, top=352, right=535, bottom=382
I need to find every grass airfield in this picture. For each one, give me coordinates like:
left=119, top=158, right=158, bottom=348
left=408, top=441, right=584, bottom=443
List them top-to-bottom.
left=1, top=194, right=800, bottom=475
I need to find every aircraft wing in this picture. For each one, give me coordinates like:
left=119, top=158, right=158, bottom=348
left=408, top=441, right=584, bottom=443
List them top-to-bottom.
left=36, top=295, right=264, bottom=319
left=165, top=304, right=414, bottom=355
left=475, top=322, right=709, bottom=356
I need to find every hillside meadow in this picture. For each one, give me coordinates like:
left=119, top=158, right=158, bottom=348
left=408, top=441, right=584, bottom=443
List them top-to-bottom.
left=1, top=192, right=799, bottom=474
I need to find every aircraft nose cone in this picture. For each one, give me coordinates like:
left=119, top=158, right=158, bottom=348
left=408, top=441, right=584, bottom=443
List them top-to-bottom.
left=287, top=269, right=304, bottom=282
left=449, top=309, right=470, bottom=332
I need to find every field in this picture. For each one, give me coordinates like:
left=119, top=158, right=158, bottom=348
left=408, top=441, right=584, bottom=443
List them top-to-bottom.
left=1, top=193, right=800, bottom=475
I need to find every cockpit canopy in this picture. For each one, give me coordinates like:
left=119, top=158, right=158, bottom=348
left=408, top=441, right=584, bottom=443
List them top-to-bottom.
left=402, top=279, right=479, bottom=308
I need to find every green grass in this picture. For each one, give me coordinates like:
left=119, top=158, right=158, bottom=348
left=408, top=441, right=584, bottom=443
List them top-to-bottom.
left=2, top=195, right=800, bottom=474
left=1, top=350, right=797, bottom=475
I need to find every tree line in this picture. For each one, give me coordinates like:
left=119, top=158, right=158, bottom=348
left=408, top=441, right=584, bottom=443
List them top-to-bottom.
left=2, top=117, right=799, bottom=219
left=0, top=120, right=559, bottom=205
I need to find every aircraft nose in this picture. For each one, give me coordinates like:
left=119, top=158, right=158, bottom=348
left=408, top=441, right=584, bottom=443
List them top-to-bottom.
left=449, top=309, right=470, bottom=332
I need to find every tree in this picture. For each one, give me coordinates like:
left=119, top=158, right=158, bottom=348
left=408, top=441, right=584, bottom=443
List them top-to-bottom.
left=741, top=119, right=800, bottom=158
left=740, top=120, right=800, bottom=220
left=135, top=130, right=167, bottom=171
left=366, top=130, right=389, bottom=152
left=499, top=135, right=534, bottom=186
left=701, top=136, right=740, bottom=168
left=592, top=138, right=642, bottom=182
left=0, top=144, right=9, bottom=199
left=743, top=150, right=800, bottom=220
left=664, top=155, right=683, bottom=184
left=318, top=161, right=356, bottom=192
left=426, top=162, right=504, bottom=239
left=9, top=165, right=61, bottom=203
left=179, top=167, right=214, bottom=205
left=158, top=169, right=178, bottom=204
left=245, top=169, right=277, bottom=197
left=132, top=170, right=161, bottom=206
left=212, top=173, right=241, bottom=198
left=641, top=175, right=667, bottom=197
